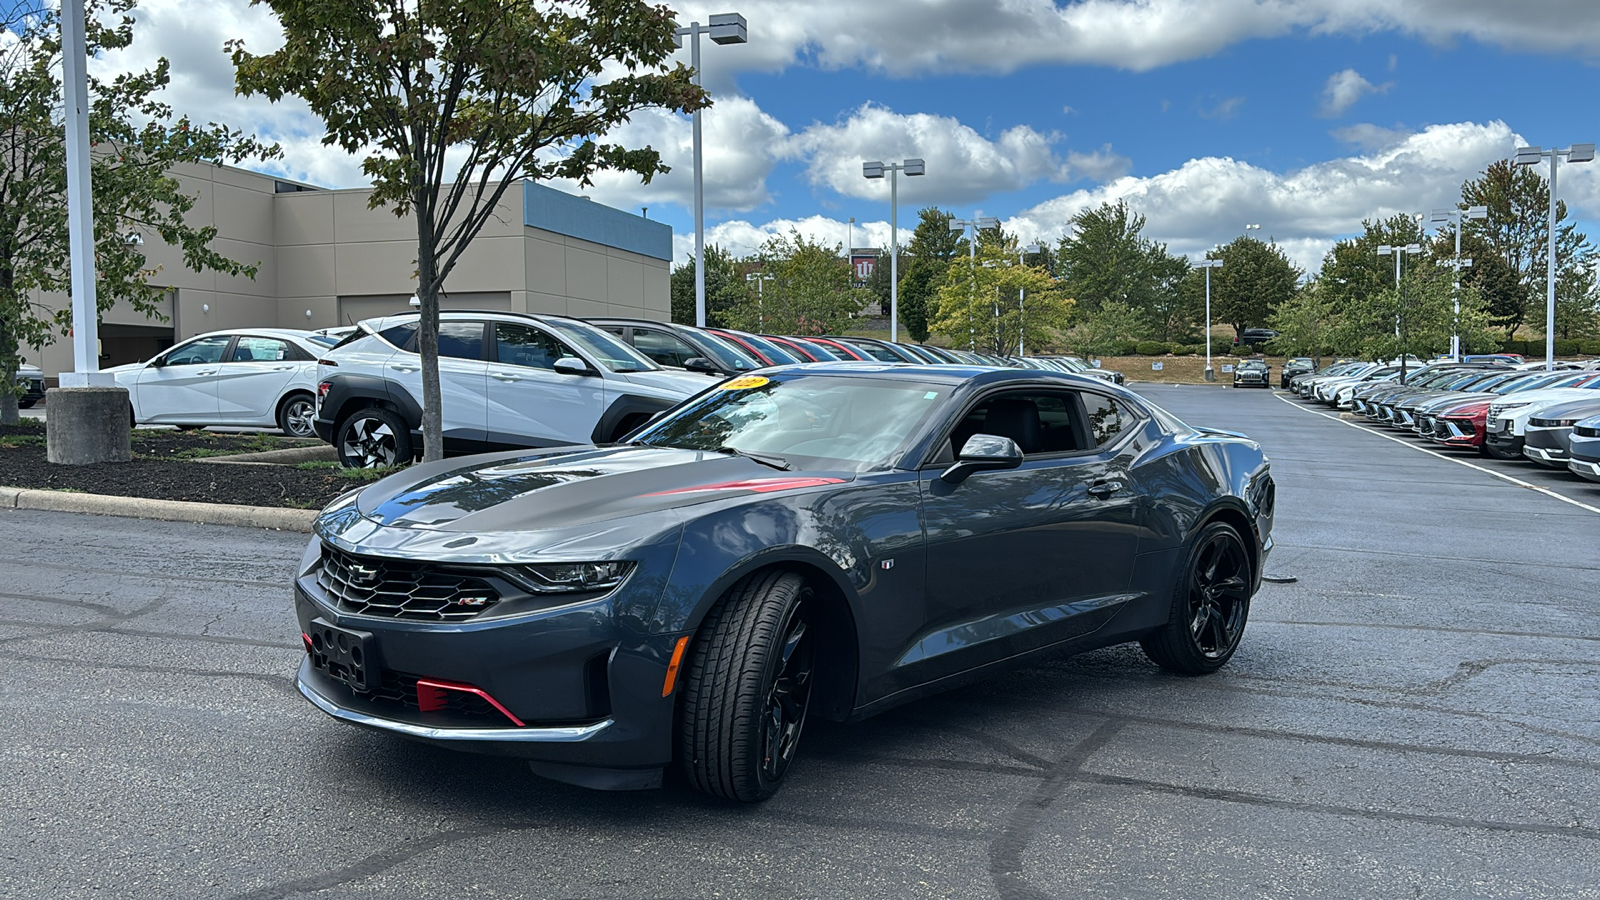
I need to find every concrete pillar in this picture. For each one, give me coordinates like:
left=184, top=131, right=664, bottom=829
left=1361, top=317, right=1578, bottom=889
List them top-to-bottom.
left=45, top=387, right=132, bottom=465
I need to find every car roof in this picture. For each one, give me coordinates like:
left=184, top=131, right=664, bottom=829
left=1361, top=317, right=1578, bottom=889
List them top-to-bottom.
left=754, top=361, right=1115, bottom=387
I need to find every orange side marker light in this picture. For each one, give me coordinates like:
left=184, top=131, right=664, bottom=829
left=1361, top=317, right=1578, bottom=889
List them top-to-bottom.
left=662, top=636, right=690, bottom=697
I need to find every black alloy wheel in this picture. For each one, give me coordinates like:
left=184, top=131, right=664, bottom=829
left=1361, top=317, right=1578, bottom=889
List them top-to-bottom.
left=278, top=393, right=317, bottom=438
left=336, top=407, right=412, bottom=468
left=1141, top=521, right=1253, bottom=674
left=679, top=570, right=816, bottom=802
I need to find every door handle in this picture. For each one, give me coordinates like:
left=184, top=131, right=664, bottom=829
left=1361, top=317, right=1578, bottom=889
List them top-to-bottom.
left=272, top=365, right=293, bottom=371
left=389, top=365, right=418, bottom=373
left=196, top=370, right=217, bottom=376
left=490, top=372, right=522, bottom=382
left=1087, top=479, right=1125, bottom=499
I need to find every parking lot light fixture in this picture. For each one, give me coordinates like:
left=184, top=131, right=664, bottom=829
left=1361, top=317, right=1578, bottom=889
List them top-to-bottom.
left=675, top=12, right=749, bottom=328
left=1511, top=143, right=1594, bottom=370
left=863, top=158, right=926, bottom=342
left=1431, top=205, right=1489, bottom=361
left=948, top=215, right=1000, bottom=349
left=1018, top=243, right=1041, bottom=355
left=1377, top=243, right=1423, bottom=382
left=1196, top=259, right=1223, bottom=381
left=745, top=271, right=774, bottom=328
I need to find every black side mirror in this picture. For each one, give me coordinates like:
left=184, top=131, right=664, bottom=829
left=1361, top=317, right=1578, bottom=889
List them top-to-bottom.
left=149, top=355, right=167, bottom=368
left=553, top=356, right=593, bottom=376
left=683, top=356, right=720, bottom=375
left=940, top=434, right=1024, bottom=484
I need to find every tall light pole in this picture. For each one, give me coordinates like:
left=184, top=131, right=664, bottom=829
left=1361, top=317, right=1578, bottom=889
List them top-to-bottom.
left=675, top=13, right=748, bottom=328
left=1512, top=143, right=1594, bottom=370
left=863, top=158, right=925, bottom=343
left=1431, top=205, right=1489, bottom=361
left=948, top=215, right=999, bottom=349
left=846, top=216, right=855, bottom=280
left=1244, top=223, right=1261, bottom=242
left=1378, top=242, right=1423, bottom=382
left=1017, top=243, right=1041, bottom=355
left=1196, top=258, right=1223, bottom=381
left=745, top=271, right=774, bottom=329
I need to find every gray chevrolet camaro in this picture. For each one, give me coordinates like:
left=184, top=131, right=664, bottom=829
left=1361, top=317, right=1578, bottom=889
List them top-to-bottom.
left=294, top=364, right=1275, bottom=801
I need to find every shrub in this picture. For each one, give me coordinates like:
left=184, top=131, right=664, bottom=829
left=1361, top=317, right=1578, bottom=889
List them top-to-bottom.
left=1135, top=340, right=1167, bottom=356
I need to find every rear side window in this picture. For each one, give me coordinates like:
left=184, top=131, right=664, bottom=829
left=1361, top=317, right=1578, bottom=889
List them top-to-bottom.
left=438, top=322, right=486, bottom=360
left=378, top=323, right=418, bottom=350
left=1081, top=393, right=1134, bottom=447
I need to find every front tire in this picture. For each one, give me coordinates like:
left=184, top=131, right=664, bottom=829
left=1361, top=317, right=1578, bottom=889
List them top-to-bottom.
left=277, top=393, right=316, bottom=438
left=18, top=398, right=36, bottom=409
left=336, top=407, right=412, bottom=468
left=1141, top=521, right=1254, bottom=675
left=679, top=570, right=816, bottom=802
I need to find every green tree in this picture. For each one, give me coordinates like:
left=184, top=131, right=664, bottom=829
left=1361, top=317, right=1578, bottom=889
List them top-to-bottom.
left=0, top=0, right=274, bottom=424
left=230, top=0, right=705, bottom=461
left=1459, top=161, right=1594, bottom=336
left=1056, top=200, right=1156, bottom=316
left=897, top=207, right=963, bottom=342
left=730, top=230, right=869, bottom=335
left=1210, top=235, right=1301, bottom=339
left=928, top=237, right=1069, bottom=355
left=670, top=245, right=748, bottom=327
left=1267, top=280, right=1339, bottom=362
left=1066, top=300, right=1146, bottom=359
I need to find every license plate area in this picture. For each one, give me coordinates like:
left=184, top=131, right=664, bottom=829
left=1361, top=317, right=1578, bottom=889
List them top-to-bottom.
left=307, top=617, right=380, bottom=692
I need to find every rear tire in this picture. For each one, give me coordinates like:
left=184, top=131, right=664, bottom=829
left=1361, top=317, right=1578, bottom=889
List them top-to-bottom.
left=277, top=392, right=316, bottom=438
left=18, top=399, right=36, bottom=409
left=336, top=407, right=412, bottom=468
left=1141, top=522, right=1254, bottom=675
left=679, top=570, right=816, bottom=802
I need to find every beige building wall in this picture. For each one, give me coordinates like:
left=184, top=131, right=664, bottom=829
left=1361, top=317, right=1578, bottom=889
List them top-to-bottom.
left=28, top=164, right=671, bottom=378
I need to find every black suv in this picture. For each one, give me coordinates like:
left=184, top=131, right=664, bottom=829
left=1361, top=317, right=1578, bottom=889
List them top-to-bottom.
left=1233, top=328, right=1279, bottom=351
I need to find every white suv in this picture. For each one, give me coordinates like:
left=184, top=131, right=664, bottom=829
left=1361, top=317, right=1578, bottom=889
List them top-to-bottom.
left=313, top=312, right=712, bottom=467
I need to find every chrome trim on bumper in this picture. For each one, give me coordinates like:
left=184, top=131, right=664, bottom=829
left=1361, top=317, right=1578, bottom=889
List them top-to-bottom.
left=1524, top=446, right=1564, bottom=463
left=1568, top=459, right=1600, bottom=479
left=297, top=663, right=612, bottom=744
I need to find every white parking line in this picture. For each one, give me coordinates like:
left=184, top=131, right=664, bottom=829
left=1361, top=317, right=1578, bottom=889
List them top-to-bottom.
left=1272, top=391, right=1600, bottom=517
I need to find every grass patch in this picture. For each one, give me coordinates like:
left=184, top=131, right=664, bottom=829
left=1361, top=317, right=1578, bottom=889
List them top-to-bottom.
left=0, top=435, right=45, bottom=448
left=295, top=460, right=400, bottom=482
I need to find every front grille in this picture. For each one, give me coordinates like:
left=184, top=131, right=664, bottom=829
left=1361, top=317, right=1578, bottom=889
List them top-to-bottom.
left=316, top=544, right=501, bottom=621
left=362, top=669, right=509, bottom=724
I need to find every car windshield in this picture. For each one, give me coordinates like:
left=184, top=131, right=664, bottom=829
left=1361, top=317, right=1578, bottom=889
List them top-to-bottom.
left=543, top=319, right=660, bottom=373
left=695, top=330, right=762, bottom=370
left=728, top=331, right=802, bottom=365
left=783, top=337, right=841, bottom=361
left=630, top=373, right=949, bottom=471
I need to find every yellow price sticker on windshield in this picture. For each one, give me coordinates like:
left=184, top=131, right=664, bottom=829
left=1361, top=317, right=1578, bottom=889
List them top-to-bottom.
left=718, top=375, right=770, bottom=390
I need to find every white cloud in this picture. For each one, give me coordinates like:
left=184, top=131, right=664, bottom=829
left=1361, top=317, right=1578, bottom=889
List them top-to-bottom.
left=666, top=0, right=1600, bottom=80
left=1319, top=69, right=1391, bottom=118
left=549, top=96, right=789, bottom=215
left=1197, top=96, right=1245, bottom=121
left=784, top=105, right=1075, bottom=206
left=1004, top=121, right=1526, bottom=274
left=1330, top=123, right=1414, bottom=151
left=673, top=215, right=913, bottom=263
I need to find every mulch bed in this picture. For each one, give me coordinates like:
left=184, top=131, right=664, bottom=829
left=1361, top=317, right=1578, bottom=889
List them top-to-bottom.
left=0, top=421, right=373, bottom=509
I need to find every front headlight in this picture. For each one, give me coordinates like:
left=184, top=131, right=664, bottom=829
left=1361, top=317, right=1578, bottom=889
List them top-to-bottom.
left=1530, top=417, right=1578, bottom=427
left=508, top=561, right=634, bottom=594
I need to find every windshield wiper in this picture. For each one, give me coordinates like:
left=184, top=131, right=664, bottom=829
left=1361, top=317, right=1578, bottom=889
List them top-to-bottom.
left=714, top=446, right=792, bottom=471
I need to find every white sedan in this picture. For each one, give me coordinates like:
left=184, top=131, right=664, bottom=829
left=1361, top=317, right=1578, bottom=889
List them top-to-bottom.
left=108, top=329, right=327, bottom=437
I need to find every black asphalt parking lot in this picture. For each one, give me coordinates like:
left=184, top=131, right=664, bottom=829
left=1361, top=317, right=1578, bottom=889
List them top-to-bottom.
left=3, top=383, right=1598, bottom=899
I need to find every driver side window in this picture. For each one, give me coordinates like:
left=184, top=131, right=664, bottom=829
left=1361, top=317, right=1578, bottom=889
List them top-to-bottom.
left=495, top=323, right=574, bottom=371
left=163, top=336, right=231, bottom=367
left=948, top=392, right=1087, bottom=458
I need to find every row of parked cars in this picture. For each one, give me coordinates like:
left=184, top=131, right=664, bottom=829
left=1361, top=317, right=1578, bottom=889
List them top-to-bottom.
left=313, top=311, right=1127, bottom=467
left=78, top=312, right=1124, bottom=466
left=1284, top=356, right=1600, bottom=484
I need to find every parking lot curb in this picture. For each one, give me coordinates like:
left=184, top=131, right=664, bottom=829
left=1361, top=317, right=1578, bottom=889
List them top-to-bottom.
left=0, top=485, right=317, bottom=532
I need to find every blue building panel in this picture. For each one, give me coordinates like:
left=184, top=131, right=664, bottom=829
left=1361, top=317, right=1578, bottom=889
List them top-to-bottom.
left=522, top=181, right=672, bottom=261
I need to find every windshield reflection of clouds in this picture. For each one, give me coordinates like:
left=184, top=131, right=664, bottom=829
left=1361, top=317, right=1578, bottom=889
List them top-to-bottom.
left=635, top=376, right=946, bottom=470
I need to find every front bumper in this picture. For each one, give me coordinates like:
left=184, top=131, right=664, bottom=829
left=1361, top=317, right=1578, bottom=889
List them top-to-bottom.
left=1569, top=457, right=1600, bottom=483
left=293, top=576, right=681, bottom=781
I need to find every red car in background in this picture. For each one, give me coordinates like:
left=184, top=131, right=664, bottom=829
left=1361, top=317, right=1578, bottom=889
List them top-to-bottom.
left=1430, top=400, right=1492, bottom=452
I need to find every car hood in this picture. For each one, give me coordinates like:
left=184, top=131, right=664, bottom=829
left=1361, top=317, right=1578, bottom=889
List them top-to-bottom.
left=608, top=368, right=720, bottom=400
left=1493, top=388, right=1600, bottom=417
left=323, top=444, right=855, bottom=538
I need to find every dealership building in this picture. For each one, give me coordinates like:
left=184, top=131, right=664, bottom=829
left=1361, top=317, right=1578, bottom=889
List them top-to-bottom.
left=29, top=161, right=674, bottom=378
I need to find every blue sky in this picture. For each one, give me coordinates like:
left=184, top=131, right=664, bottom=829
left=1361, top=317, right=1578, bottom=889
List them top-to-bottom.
left=75, top=0, right=1600, bottom=274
